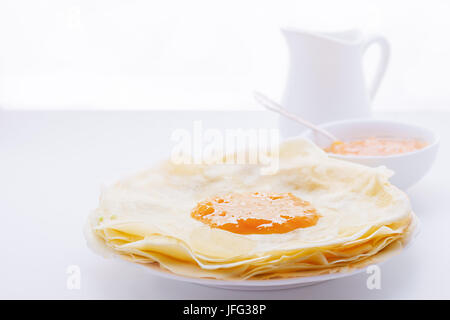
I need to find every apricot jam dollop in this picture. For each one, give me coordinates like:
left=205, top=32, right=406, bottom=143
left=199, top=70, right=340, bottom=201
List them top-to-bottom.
left=325, top=137, right=427, bottom=156
left=191, top=192, right=320, bottom=235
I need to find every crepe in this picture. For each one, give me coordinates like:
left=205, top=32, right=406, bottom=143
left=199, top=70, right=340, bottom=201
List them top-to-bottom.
left=85, top=138, right=417, bottom=280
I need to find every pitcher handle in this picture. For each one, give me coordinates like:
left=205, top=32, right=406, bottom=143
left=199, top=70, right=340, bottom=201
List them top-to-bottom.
left=363, top=35, right=390, bottom=100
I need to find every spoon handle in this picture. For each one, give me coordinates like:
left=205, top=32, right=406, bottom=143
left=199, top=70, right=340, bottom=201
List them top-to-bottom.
left=254, top=92, right=339, bottom=142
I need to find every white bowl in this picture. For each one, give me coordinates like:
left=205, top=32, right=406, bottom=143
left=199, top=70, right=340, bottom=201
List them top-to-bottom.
left=301, top=119, right=440, bottom=190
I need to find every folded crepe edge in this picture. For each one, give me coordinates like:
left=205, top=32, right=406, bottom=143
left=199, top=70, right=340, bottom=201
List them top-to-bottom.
left=92, top=212, right=418, bottom=281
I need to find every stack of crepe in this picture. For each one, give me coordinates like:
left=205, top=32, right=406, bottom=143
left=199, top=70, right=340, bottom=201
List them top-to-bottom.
left=85, top=138, right=417, bottom=280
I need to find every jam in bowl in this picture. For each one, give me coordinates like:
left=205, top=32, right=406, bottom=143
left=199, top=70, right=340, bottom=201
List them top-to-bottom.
left=301, top=119, right=439, bottom=189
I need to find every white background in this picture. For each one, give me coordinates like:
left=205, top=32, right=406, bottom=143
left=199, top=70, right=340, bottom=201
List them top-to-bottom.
left=0, top=0, right=450, bottom=111
left=1, top=1, right=450, bottom=300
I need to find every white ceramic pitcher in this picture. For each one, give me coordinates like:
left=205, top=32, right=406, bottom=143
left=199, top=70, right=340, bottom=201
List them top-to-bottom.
left=280, top=28, right=390, bottom=138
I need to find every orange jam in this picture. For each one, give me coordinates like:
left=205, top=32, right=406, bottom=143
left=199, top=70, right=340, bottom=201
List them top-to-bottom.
left=324, top=137, right=427, bottom=156
left=191, top=192, right=320, bottom=235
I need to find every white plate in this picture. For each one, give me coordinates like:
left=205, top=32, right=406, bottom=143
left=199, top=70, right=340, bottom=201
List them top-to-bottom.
left=122, top=222, right=420, bottom=291
left=136, top=263, right=366, bottom=290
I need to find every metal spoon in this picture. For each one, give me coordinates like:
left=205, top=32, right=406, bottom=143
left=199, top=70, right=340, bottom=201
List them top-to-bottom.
left=254, top=91, right=339, bottom=143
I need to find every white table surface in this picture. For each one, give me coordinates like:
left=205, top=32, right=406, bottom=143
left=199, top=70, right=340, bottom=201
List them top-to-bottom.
left=1, top=110, right=449, bottom=299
